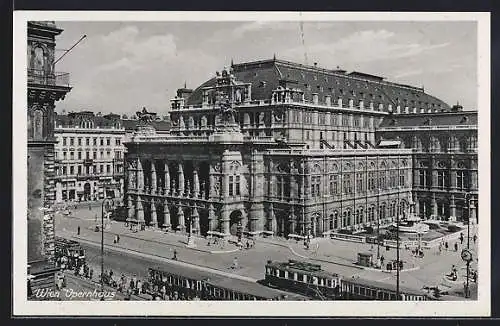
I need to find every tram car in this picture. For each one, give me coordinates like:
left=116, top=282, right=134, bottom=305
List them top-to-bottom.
left=55, top=237, right=86, bottom=268
left=264, top=260, right=342, bottom=300
left=265, top=260, right=431, bottom=301
left=147, top=266, right=307, bottom=301
left=341, top=277, right=431, bottom=301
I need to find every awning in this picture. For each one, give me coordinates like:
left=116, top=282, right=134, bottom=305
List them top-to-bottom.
left=378, top=140, right=401, bottom=147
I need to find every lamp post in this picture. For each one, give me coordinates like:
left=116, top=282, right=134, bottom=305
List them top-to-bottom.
left=463, top=193, right=473, bottom=298
left=100, top=197, right=114, bottom=300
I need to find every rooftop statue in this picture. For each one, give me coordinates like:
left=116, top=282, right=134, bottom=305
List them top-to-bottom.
left=136, top=107, right=157, bottom=125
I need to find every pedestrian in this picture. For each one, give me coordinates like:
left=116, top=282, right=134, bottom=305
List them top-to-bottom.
left=77, top=226, right=80, bottom=235
left=460, top=233, right=464, bottom=245
left=473, top=234, right=477, bottom=244
left=113, top=235, right=117, bottom=244
left=117, top=235, right=120, bottom=244
left=246, top=241, right=250, bottom=250
left=445, top=242, right=449, bottom=250
left=454, top=242, right=458, bottom=252
left=173, top=249, right=178, bottom=260
left=380, top=255, right=385, bottom=265
left=232, top=257, right=239, bottom=269
left=129, top=278, right=135, bottom=290
left=136, top=280, right=142, bottom=295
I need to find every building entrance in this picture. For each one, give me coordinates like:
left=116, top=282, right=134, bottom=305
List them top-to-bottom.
left=83, top=182, right=91, bottom=201
left=229, top=210, right=242, bottom=236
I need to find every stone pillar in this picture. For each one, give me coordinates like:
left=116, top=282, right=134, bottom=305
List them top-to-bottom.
left=137, top=158, right=144, bottom=192
left=151, top=161, right=157, bottom=194
left=128, top=162, right=134, bottom=190
left=164, top=162, right=170, bottom=195
left=178, top=162, right=184, bottom=195
left=193, top=165, right=200, bottom=198
left=450, top=170, right=457, bottom=190
left=470, top=170, right=478, bottom=190
left=431, top=194, right=438, bottom=219
left=449, top=194, right=456, bottom=222
left=415, top=195, right=420, bottom=217
left=127, top=196, right=135, bottom=221
left=137, top=196, right=144, bottom=224
left=150, top=200, right=158, bottom=227
left=163, top=200, right=171, bottom=230
left=248, top=203, right=264, bottom=233
left=268, top=203, right=277, bottom=233
left=208, top=204, right=217, bottom=232
left=177, top=206, right=185, bottom=231
left=289, top=206, right=297, bottom=235
left=192, top=207, right=200, bottom=236
left=221, top=209, right=230, bottom=235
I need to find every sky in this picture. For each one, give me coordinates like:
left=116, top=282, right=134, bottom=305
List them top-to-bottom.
left=53, top=20, right=477, bottom=116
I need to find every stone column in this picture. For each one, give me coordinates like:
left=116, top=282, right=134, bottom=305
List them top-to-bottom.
left=137, top=158, right=144, bottom=192
left=151, top=161, right=157, bottom=194
left=128, top=162, right=134, bottom=190
left=163, top=162, right=170, bottom=195
left=178, top=162, right=184, bottom=195
left=193, top=165, right=200, bottom=198
left=450, top=170, right=457, bottom=190
left=470, top=170, right=478, bottom=191
left=431, top=194, right=438, bottom=219
left=449, top=194, right=456, bottom=222
left=414, top=195, right=420, bottom=217
left=127, top=196, right=135, bottom=221
left=136, top=196, right=144, bottom=224
left=150, top=200, right=158, bottom=227
left=162, top=200, right=171, bottom=230
left=268, top=203, right=277, bottom=233
left=208, top=204, right=217, bottom=232
left=177, top=205, right=185, bottom=231
left=289, top=206, right=296, bottom=235
left=192, top=207, right=200, bottom=236
left=220, top=209, right=230, bottom=235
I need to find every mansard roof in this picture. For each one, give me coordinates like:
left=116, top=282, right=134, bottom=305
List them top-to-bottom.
left=186, top=58, right=451, bottom=111
left=378, top=111, right=478, bottom=128
left=55, top=112, right=171, bottom=131
left=121, top=119, right=171, bottom=132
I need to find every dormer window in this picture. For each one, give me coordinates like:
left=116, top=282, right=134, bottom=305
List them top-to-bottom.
left=259, top=81, right=267, bottom=87
left=460, top=116, right=469, bottom=123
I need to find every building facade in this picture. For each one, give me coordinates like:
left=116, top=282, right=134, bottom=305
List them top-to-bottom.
left=27, top=21, right=71, bottom=292
left=123, top=59, right=434, bottom=239
left=376, top=110, right=478, bottom=223
left=53, top=111, right=170, bottom=204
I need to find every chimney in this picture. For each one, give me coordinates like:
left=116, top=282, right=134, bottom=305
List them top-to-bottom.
left=313, top=62, right=318, bottom=67
left=176, top=86, right=193, bottom=101
left=451, top=102, right=463, bottom=112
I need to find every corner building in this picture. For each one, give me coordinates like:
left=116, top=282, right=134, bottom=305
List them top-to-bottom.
left=27, top=21, right=71, bottom=291
left=124, top=59, right=453, bottom=239
left=376, top=110, right=478, bottom=223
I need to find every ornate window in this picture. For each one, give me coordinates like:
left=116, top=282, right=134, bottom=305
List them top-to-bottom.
left=399, top=170, right=405, bottom=187
left=457, top=170, right=468, bottom=189
left=378, top=171, right=386, bottom=189
left=437, top=171, right=447, bottom=189
left=343, top=173, right=353, bottom=194
left=356, top=173, right=364, bottom=192
left=329, top=175, right=339, bottom=195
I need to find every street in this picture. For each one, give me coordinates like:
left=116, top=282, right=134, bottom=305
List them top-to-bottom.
left=55, top=206, right=478, bottom=299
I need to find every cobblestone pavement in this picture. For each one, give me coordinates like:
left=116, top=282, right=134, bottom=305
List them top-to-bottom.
left=55, top=207, right=478, bottom=298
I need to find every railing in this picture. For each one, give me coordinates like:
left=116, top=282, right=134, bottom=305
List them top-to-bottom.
left=28, top=69, right=70, bottom=87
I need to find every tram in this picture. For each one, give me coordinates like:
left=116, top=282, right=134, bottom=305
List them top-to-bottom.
left=55, top=237, right=86, bottom=269
left=264, top=260, right=431, bottom=301
left=264, top=260, right=342, bottom=299
left=147, top=266, right=306, bottom=301
left=341, top=277, right=430, bottom=301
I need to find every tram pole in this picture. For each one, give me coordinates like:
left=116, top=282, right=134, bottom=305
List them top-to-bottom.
left=465, top=194, right=471, bottom=298
left=100, top=197, right=112, bottom=300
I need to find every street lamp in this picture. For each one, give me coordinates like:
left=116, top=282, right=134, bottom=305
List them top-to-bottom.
left=462, top=193, right=473, bottom=298
left=100, top=197, right=114, bottom=300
